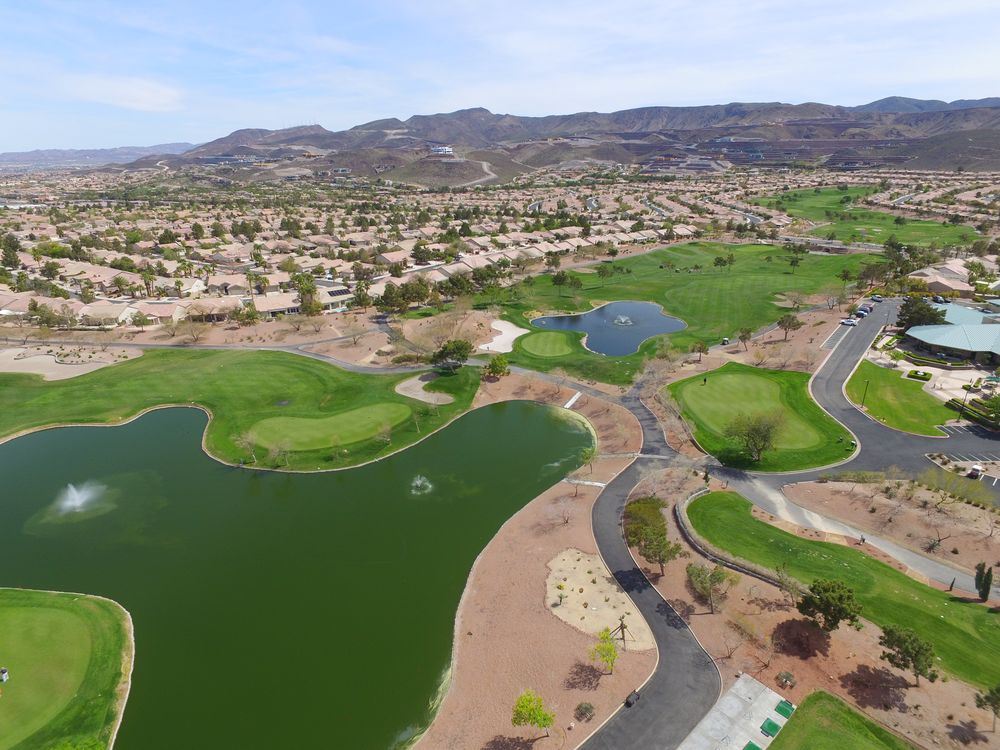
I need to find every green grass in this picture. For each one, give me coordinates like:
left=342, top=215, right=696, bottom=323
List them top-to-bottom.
left=755, top=187, right=977, bottom=247
left=491, top=241, right=873, bottom=384
left=519, top=331, right=574, bottom=357
left=0, top=349, right=479, bottom=471
left=846, top=360, right=952, bottom=436
left=667, top=362, right=852, bottom=471
left=252, top=403, right=413, bottom=450
left=687, top=492, right=1000, bottom=687
left=0, top=589, right=129, bottom=750
left=769, top=691, right=915, bottom=750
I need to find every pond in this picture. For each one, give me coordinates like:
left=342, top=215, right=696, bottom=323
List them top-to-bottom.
left=531, top=300, right=686, bottom=356
left=0, top=403, right=591, bottom=749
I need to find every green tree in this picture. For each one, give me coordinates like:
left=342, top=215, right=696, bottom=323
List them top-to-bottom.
left=191, top=222, right=205, bottom=240
left=788, top=256, right=802, bottom=274
left=597, top=264, right=614, bottom=286
left=837, top=268, right=853, bottom=288
left=897, top=296, right=947, bottom=330
left=131, top=311, right=151, bottom=331
left=777, top=313, right=803, bottom=341
left=738, top=326, right=753, bottom=351
left=431, top=339, right=473, bottom=371
left=689, top=341, right=708, bottom=362
left=484, top=354, right=510, bottom=379
left=724, top=411, right=784, bottom=462
left=580, top=445, right=596, bottom=473
left=638, top=527, right=685, bottom=577
left=975, top=562, right=994, bottom=602
left=686, top=563, right=739, bottom=614
left=797, top=578, right=863, bottom=632
left=879, top=625, right=938, bottom=686
left=589, top=627, right=619, bottom=674
left=975, top=684, right=1000, bottom=732
left=511, top=689, right=555, bottom=738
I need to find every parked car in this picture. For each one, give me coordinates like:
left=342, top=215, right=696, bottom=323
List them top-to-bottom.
left=871, top=294, right=884, bottom=302
left=933, top=295, right=947, bottom=303
left=859, top=303, right=873, bottom=312
left=855, top=310, right=868, bottom=318
left=841, top=318, right=858, bottom=326
left=625, top=690, right=641, bottom=707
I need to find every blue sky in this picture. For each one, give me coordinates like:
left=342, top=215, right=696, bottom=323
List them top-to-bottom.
left=2, top=0, right=999, bottom=151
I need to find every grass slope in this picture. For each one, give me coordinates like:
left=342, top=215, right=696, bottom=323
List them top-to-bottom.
left=756, top=187, right=977, bottom=247
left=495, top=242, right=871, bottom=384
left=519, top=331, right=574, bottom=357
left=0, top=349, right=478, bottom=471
left=846, top=360, right=952, bottom=436
left=668, top=362, right=852, bottom=471
left=687, top=492, right=1000, bottom=687
left=0, top=589, right=129, bottom=750
left=769, top=691, right=915, bottom=750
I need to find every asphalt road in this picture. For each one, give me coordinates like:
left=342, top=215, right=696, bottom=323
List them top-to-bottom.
left=579, top=459, right=721, bottom=750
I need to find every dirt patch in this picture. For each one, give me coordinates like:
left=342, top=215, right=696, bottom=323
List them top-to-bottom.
left=402, top=307, right=496, bottom=352
left=301, top=331, right=393, bottom=366
left=0, top=345, right=139, bottom=380
left=394, top=373, right=455, bottom=405
left=418, top=375, right=650, bottom=749
left=646, top=475, right=1000, bottom=750
left=785, top=480, right=1000, bottom=575
left=546, top=549, right=655, bottom=651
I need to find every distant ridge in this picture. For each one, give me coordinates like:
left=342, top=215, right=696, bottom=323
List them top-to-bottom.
left=0, top=143, right=195, bottom=170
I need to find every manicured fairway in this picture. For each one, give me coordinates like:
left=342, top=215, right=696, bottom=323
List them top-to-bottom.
left=756, top=187, right=977, bottom=247
left=495, top=242, right=873, bottom=384
left=519, top=331, right=574, bottom=357
left=0, top=349, right=478, bottom=471
left=846, top=360, right=951, bottom=436
left=668, top=362, right=852, bottom=471
left=252, top=403, right=412, bottom=451
left=687, top=492, right=1000, bottom=687
left=0, top=589, right=129, bottom=750
left=769, top=691, right=915, bottom=750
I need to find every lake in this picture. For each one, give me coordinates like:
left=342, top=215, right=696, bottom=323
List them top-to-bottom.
left=531, top=300, right=686, bottom=356
left=0, top=403, right=591, bottom=749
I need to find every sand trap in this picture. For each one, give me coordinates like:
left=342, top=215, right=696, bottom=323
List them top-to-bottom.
left=478, top=320, right=529, bottom=353
left=0, top=347, right=137, bottom=380
left=393, top=373, right=454, bottom=404
left=546, top=548, right=655, bottom=651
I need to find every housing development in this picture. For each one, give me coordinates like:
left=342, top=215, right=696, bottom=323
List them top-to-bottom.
left=3, top=10, right=1000, bottom=749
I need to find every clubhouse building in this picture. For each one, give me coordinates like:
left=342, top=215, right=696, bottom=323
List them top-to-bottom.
left=907, top=303, right=1000, bottom=363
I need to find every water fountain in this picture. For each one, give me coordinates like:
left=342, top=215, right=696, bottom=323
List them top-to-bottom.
left=613, top=314, right=634, bottom=326
left=55, top=481, right=105, bottom=514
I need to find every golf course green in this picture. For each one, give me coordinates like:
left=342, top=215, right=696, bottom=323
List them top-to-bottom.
left=756, top=186, right=977, bottom=247
left=519, top=330, right=575, bottom=357
left=0, top=349, right=478, bottom=471
left=846, top=360, right=952, bottom=436
left=668, top=362, right=852, bottom=471
left=687, top=492, right=1000, bottom=687
left=0, top=589, right=129, bottom=750
left=769, top=691, right=916, bottom=750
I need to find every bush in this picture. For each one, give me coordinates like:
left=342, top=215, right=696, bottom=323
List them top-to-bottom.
left=390, top=353, right=428, bottom=365
left=907, top=370, right=932, bottom=381
left=623, top=496, right=667, bottom=545
left=575, top=702, right=596, bottom=721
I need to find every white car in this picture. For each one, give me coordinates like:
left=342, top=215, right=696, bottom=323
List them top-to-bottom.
left=840, top=318, right=858, bottom=326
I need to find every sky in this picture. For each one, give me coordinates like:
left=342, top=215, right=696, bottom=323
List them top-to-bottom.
left=2, top=0, right=999, bottom=151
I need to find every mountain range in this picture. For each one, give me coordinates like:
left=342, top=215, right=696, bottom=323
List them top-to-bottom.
left=5, top=97, right=1000, bottom=174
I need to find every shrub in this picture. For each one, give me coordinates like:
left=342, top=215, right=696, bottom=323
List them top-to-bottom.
left=907, top=370, right=932, bottom=381
left=623, top=496, right=667, bottom=545
left=575, top=702, right=596, bottom=721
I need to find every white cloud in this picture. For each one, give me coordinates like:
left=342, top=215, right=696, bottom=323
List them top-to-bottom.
left=60, top=74, right=183, bottom=112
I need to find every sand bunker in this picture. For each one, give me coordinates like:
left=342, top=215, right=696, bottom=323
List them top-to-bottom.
left=479, top=320, right=529, bottom=353
left=0, top=347, right=137, bottom=380
left=393, top=373, right=455, bottom=404
left=546, top=548, right=655, bottom=651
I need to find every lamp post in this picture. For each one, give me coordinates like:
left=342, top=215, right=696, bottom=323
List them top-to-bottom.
left=861, top=379, right=871, bottom=408
left=961, top=381, right=972, bottom=420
